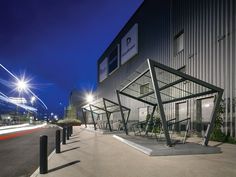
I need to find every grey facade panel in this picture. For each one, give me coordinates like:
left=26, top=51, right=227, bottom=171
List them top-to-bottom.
left=97, top=0, right=236, bottom=137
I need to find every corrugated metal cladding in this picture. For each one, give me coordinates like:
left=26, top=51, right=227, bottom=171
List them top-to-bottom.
left=97, top=0, right=236, bottom=137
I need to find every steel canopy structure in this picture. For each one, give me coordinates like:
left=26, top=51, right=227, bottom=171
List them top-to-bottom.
left=117, top=59, right=224, bottom=146
left=82, top=98, right=130, bottom=133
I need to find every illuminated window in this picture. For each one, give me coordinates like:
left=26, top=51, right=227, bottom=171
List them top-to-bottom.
left=108, top=45, right=119, bottom=74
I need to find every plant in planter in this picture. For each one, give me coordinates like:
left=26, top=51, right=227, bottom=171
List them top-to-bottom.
left=57, top=118, right=81, bottom=127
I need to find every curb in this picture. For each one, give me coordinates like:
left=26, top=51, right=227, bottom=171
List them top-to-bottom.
left=113, top=135, right=152, bottom=155
left=30, top=148, right=56, bottom=177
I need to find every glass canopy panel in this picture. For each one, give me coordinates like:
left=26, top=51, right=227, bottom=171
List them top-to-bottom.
left=120, top=62, right=216, bottom=105
left=154, top=66, right=213, bottom=103
left=154, top=67, right=182, bottom=88
left=121, top=71, right=157, bottom=104
left=82, top=98, right=129, bottom=114
left=91, top=99, right=104, bottom=108
left=105, top=100, right=129, bottom=112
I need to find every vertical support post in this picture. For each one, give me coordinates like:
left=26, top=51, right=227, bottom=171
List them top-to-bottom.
left=148, top=59, right=172, bottom=146
left=116, top=90, right=128, bottom=135
left=203, top=91, right=223, bottom=146
left=103, top=99, right=112, bottom=132
left=89, top=105, right=97, bottom=130
left=145, top=105, right=157, bottom=135
left=82, top=109, right=87, bottom=128
left=126, top=109, right=131, bottom=124
left=183, top=118, right=190, bottom=144
left=62, top=127, right=66, bottom=144
left=55, top=130, right=61, bottom=153
left=40, top=135, right=48, bottom=174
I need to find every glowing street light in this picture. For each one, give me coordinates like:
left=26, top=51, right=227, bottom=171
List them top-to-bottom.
left=0, top=63, right=48, bottom=110
left=16, top=79, right=29, bottom=93
left=86, top=94, right=94, bottom=103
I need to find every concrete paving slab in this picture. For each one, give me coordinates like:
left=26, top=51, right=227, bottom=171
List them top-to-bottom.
left=82, top=126, right=124, bottom=135
left=113, top=134, right=221, bottom=156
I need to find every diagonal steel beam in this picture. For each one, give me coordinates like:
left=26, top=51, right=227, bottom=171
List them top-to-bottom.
left=148, top=59, right=172, bottom=146
left=148, top=59, right=223, bottom=92
left=120, top=69, right=150, bottom=92
left=159, top=78, right=186, bottom=91
left=116, top=90, right=128, bottom=135
left=162, top=90, right=217, bottom=104
left=203, top=90, right=223, bottom=146
left=119, top=91, right=156, bottom=106
left=103, top=98, right=112, bottom=132
left=103, top=98, right=130, bottom=111
left=89, top=104, right=97, bottom=130
left=90, top=104, right=112, bottom=114
left=145, top=105, right=157, bottom=135
left=82, top=108, right=87, bottom=128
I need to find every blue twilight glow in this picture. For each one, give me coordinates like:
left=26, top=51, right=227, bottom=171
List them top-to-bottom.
left=0, top=0, right=143, bottom=115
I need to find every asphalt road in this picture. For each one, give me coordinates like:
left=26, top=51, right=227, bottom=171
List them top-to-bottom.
left=0, top=126, right=60, bottom=177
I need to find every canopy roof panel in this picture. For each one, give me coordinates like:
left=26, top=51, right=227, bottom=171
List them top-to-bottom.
left=120, top=60, right=220, bottom=105
left=82, top=98, right=130, bottom=114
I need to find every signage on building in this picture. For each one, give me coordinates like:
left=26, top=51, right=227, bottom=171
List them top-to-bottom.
left=121, top=24, right=138, bottom=65
left=108, top=45, right=119, bottom=74
left=99, top=57, right=108, bottom=82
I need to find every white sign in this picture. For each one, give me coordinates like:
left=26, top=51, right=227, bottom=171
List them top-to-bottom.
left=121, top=24, right=138, bottom=65
left=99, top=57, right=108, bottom=82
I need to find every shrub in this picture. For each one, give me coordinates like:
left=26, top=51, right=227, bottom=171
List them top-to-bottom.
left=210, top=101, right=236, bottom=144
left=210, top=102, right=225, bottom=142
left=145, top=114, right=161, bottom=133
left=56, top=118, right=81, bottom=127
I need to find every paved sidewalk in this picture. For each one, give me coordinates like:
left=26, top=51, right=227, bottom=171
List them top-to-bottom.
left=36, top=126, right=236, bottom=177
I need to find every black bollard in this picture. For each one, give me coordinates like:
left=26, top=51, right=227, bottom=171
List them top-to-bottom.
left=67, top=126, right=70, bottom=140
left=68, top=126, right=71, bottom=137
left=69, top=126, right=72, bottom=136
left=71, top=126, right=73, bottom=135
left=62, top=127, right=66, bottom=144
left=55, top=130, right=60, bottom=153
left=40, top=135, right=48, bottom=174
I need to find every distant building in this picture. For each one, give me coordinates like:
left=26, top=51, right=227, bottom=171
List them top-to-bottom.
left=66, top=89, right=85, bottom=123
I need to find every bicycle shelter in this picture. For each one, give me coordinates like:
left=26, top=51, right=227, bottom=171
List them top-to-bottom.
left=117, top=59, right=223, bottom=146
left=82, top=98, right=130, bottom=133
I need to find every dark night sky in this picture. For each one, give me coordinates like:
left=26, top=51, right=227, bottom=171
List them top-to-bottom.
left=0, top=0, right=143, bottom=116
